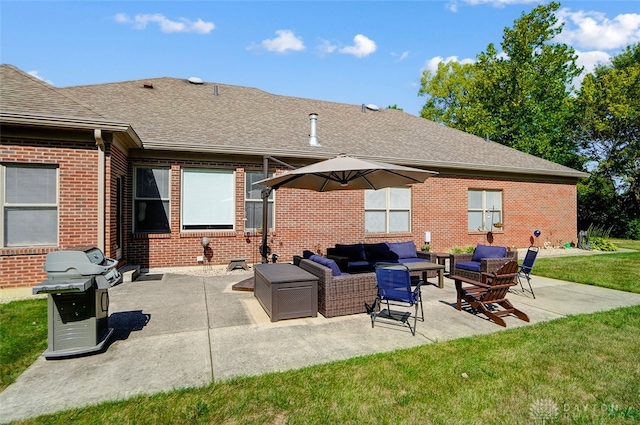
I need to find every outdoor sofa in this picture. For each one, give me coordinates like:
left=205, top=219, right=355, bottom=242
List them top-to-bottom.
left=326, top=241, right=437, bottom=276
left=449, top=244, right=518, bottom=282
left=297, top=257, right=378, bottom=318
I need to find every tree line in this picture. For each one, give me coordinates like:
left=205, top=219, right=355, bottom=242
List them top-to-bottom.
left=418, top=2, right=639, bottom=239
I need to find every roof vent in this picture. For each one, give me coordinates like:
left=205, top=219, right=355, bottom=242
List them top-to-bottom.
left=188, top=77, right=204, bottom=85
left=143, top=81, right=154, bottom=89
left=213, top=84, right=219, bottom=96
left=365, top=103, right=379, bottom=111
left=308, top=113, right=320, bottom=147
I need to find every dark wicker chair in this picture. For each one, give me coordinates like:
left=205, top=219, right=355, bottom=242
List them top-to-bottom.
left=449, top=246, right=518, bottom=282
left=298, top=259, right=378, bottom=318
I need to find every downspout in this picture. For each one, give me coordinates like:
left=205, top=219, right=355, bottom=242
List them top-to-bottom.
left=94, top=129, right=106, bottom=254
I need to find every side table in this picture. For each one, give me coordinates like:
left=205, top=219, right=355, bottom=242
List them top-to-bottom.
left=432, top=252, right=451, bottom=275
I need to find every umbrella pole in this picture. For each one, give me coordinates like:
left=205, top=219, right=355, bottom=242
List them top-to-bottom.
left=259, top=156, right=297, bottom=264
left=260, top=156, right=270, bottom=263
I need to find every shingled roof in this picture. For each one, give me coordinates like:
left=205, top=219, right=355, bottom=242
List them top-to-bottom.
left=0, top=64, right=139, bottom=141
left=4, top=64, right=586, bottom=179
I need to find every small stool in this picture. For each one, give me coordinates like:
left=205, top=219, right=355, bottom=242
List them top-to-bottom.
left=227, top=258, right=249, bottom=271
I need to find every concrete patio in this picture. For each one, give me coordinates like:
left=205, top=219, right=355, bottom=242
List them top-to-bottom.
left=2, top=264, right=640, bottom=423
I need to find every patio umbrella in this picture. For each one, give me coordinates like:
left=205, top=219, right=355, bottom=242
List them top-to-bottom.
left=255, top=154, right=437, bottom=192
left=253, top=155, right=437, bottom=263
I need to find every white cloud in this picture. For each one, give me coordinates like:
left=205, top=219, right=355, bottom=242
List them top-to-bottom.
left=447, top=0, right=537, bottom=11
left=555, top=8, right=640, bottom=50
left=114, top=13, right=214, bottom=34
left=260, top=30, right=305, bottom=53
left=339, top=34, right=377, bottom=58
left=316, top=39, right=337, bottom=55
left=570, top=49, right=612, bottom=88
left=575, top=50, right=611, bottom=75
left=399, top=51, right=410, bottom=61
left=421, top=55, right=475, bottom=74
left=27, top=70, right=53, bottom=85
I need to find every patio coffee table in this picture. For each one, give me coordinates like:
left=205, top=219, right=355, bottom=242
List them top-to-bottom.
left=404, top=261, right=445, bottom=289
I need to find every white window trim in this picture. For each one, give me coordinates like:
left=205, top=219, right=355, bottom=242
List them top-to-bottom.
left=1, top=163, right=59, bottom=247
left=133, top=166, right=171, bottom=234
left=180, top=168, right=236, bottom=232
left=244, top=171, right=275, bottom=231
left=365, top=187, right=412, bottom=234
left=468, top=189, right=503, bottom=232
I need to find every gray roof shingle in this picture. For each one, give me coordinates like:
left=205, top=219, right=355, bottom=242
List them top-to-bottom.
left=0, top=64, right=107, bottom=121
left=3, top=65, right=586, bottom=179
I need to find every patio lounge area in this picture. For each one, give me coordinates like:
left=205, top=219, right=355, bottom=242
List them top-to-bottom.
left=2, top=265, right=640, bottom=423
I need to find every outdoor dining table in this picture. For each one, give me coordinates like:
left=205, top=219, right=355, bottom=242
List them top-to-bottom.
left=404, top=261, right=445, bottom=289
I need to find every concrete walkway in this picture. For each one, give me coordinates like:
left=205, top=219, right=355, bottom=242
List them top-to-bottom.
left=2, top=269, right=640, bottom=423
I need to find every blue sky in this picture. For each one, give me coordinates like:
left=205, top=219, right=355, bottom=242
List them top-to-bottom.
left=2, top=1, right=639, bottom=116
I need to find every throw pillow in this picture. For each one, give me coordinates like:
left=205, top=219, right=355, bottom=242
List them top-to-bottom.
left=387, top=241, right=417, bottom=259
left=364, top=242, right=393, bottom=261
left=335, top=243, right=366, bottom=261
left=472, top=245, right=507, bottom=262
left=309, top=255, right=342, bottom=276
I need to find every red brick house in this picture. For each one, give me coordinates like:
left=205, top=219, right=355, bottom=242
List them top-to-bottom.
left=1, top=64, right=587, bottom=288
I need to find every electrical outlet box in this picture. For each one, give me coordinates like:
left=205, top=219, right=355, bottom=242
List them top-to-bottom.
left=196, top=256, right=204, bottom=263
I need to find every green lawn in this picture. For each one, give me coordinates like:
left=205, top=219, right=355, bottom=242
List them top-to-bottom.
left=3, top=243, right=640, bottom=424
left=534, top=252, right=640, bottom=293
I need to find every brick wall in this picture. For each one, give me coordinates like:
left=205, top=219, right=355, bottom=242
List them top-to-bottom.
left=1, top=138, right=100, bottom=288
left=2, top=145, right=579, bottom=286
left=126, top=159, right=578, bottom=269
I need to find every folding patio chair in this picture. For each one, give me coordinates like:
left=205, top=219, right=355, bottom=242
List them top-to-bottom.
left=516, top=246, right=539, bottom=298
left=371, top=263, right=424, bottom=336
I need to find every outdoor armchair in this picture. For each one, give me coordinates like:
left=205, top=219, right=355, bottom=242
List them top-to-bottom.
left=449, top=244, right=517, bottom=282
left=297, top=258, right=378, bottom=318
left=451, top=260, right=529, bottom=327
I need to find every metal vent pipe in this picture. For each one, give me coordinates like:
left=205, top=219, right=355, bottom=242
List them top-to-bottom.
left=309, top=113, right=320, bottom=146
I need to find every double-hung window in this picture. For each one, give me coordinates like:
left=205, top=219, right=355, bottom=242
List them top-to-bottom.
left=2, top=164, right=58, bottom=247
left=134, top=167, right=170, bottom=233
left=181, top=168, right=235, bottom=231
left=244, top=171, right=274, bottom=231
left=365, top=187, right=411, bottom=233
left=468, top=189, right=503, bottom=231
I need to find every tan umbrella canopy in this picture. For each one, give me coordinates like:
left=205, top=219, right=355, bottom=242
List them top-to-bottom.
left=253, top=155, right=437, bottom=263
left=255, top=155, right=438, bottom=192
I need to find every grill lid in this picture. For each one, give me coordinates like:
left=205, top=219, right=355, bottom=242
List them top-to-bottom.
left=43, top=247, right=118, bottom=279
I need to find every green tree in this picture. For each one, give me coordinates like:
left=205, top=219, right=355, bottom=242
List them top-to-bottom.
left=419, top=2, right=582, bottom=168
left=575, top=43, right=640, bottom=238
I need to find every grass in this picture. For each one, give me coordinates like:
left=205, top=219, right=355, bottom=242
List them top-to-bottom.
left=3, top=242, right=640, bottom=424
left=534, top=252, right=640, bottom=293
left=0, top=299, right=47, bottom=392
left=13, top=306, right=640, bottom=424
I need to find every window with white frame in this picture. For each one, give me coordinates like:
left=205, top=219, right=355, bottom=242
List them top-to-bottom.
left=2, top=164, right=58, bottom=247
left=134, top=167, right=170, bottom=233
left=181, top=168, right=235, bottom=231
left=245, top=171, right=274, bottom=231
left=365, top=187, right=411, bottom=233
left=468, top=189, right=503, bottom=231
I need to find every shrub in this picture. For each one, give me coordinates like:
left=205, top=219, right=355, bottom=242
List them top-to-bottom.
left=623, top=218, right=640, bottom=240
left=587, top=223, right=613, bottom=239
left=590, top=237, right=618, bottom=251
left=449, top=245, right=475, bottom=254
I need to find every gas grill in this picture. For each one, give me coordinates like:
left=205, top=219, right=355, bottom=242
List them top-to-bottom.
left=33, top=247, right=122, bottom=359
